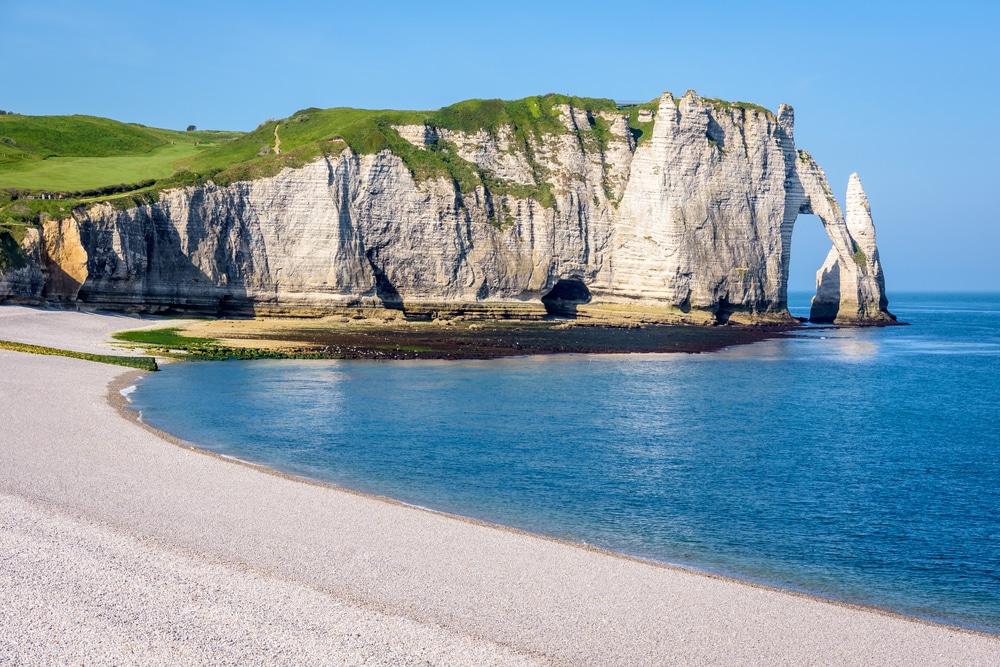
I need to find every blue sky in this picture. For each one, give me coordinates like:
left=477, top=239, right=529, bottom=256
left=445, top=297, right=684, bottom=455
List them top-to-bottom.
left=2, top=0, right=997, bottom=292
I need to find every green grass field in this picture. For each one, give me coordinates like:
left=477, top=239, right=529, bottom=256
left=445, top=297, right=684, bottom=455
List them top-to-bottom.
left=0, top=113, right=241, bottom=192
left=0, top=115, right=167, bottom=162
left=0, top=141, right=203, bottom=190
left=110, top=327, right=312, bottom=361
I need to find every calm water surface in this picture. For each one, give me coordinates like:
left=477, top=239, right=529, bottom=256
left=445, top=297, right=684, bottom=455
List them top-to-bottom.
left=129, top=293, right=1000, bottom=633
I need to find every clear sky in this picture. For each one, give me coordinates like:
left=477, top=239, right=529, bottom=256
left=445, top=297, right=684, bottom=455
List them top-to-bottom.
left=2, top=0, right=997, bottom=292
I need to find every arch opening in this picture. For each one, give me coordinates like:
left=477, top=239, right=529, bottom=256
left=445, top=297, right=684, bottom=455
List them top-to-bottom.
left=788, top=213, right=834, bottom=320
left=541, top=279, right=591, bottom=317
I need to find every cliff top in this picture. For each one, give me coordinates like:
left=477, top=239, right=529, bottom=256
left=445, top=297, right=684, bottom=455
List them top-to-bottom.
left=0, top=91, right=775, bottom=249
left=0, top=114, right=239, bottom=187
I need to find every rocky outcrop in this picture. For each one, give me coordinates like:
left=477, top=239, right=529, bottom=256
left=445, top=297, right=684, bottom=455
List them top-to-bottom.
left=0, top=91, right=894, bottom=324
left=808, top=173, right=893, bottom=323
left=41, top=218, right=89, bottom=301
left=0, top=228, right=44, bottom=304
left=810, top=248, right=842, bottom=323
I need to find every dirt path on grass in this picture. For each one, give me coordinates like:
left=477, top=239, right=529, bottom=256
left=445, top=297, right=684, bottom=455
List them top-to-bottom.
left=273, top=123, right=281, bottom=154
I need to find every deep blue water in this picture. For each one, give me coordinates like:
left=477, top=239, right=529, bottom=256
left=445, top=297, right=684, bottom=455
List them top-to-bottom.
left=129, top=293, right=1000, bottom=633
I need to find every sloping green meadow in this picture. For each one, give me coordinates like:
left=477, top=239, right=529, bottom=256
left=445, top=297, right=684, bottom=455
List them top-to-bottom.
left=0, top=114, right=238, bottom=192
left=0, top=142, right=202, bottom=190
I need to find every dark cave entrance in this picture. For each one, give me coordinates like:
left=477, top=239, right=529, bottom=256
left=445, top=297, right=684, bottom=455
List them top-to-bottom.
left=541, top=279, right=592, bottom=317
left=714, top=296, right=733, bottom=324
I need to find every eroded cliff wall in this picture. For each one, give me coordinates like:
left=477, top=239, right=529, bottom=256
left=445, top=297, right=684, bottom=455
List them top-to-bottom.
left=0, top=92, right=894, bottom=324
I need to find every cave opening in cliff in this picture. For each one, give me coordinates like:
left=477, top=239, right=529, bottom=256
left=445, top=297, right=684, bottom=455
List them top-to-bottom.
left=541, top=279, right=592, bottom=317
left=714, top=297, right=733, bottom=325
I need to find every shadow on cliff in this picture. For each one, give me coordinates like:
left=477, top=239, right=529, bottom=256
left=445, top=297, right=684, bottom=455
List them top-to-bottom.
left=77, top=190, right=253, bottom=315
left=365, top=248, right=403, bottom=309
left=42, top=262, right=86, bottom=302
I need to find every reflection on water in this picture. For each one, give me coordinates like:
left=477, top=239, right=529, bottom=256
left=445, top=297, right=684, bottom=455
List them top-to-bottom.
left=130, top=293, right=1000, bottom=633
left=800, top=329, right=882, bottom=359
left=718, top=330, right=882, bottom=361
left=830, top=336, right=880, bottom=358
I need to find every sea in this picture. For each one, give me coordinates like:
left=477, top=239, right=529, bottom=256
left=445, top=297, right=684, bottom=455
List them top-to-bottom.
left=127, top=292, right=1000, bottom=633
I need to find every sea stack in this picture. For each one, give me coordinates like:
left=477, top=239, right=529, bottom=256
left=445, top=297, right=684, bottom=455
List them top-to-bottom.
left=810, top=173, right=895, bottom=324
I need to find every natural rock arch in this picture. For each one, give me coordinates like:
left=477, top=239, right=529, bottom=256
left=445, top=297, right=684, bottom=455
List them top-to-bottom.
left=777, top=104, right=893, bottom=324
left=785, top=167, right=894, bottom=324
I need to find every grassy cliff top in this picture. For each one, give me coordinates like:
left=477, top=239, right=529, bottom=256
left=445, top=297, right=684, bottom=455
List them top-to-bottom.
left=0, top=92, right=774, bottom=231
left=0, top=94, right=651, bottom=235
left=180, top=94, right=645, bottom=189
left=0, top=115, right=239, bottom=191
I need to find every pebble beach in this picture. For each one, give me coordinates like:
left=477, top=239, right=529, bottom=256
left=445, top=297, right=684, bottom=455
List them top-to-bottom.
left=1, top=305, right=998, bottom=665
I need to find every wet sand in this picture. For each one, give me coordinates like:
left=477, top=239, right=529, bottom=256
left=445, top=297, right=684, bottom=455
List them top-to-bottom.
left=1, top=305, right=998, bottom=665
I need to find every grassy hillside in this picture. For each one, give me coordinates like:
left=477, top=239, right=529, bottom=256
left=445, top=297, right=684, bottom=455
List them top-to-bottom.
left=0, top=114, right=240, bottom=190
left=0, top=115, right=166, bottom=162
left=0, top=142, right=204, bottom=190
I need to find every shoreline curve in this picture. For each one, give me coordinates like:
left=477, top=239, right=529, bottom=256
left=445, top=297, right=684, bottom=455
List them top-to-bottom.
left=1, top=305, right=998, bottom=665
left=109, top=368, right=997, bottom=641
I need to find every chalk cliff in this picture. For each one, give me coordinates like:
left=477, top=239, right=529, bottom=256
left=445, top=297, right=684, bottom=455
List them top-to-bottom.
left=0, top=91, right=894, bottom=324
left=810, top=173, right=894, bottom=323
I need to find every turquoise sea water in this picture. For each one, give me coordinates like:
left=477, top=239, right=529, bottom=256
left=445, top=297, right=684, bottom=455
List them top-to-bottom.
left=129, top=293, right=1000, bottom=633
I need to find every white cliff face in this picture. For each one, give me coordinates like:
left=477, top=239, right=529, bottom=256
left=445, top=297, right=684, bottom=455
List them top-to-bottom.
left=608, top=92, right=796, bottom=322
left=1, top=93, right=894, bottom=324
left=79, top=160, right=379, bottom=314
left=840, top=173, right=892, bottom=322
left=811, top=248, right=842, bottom=323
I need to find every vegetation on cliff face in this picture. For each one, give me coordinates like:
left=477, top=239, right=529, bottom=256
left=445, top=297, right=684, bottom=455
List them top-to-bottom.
left=181, top=94, right=638, bottom=208
left=699, top=97, right=774, bottom=118
left=622, top=100, right=659, bottom=147
left=0, top=190, right=31, bottom=272
left=0, top=226, right=27, bottom=272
